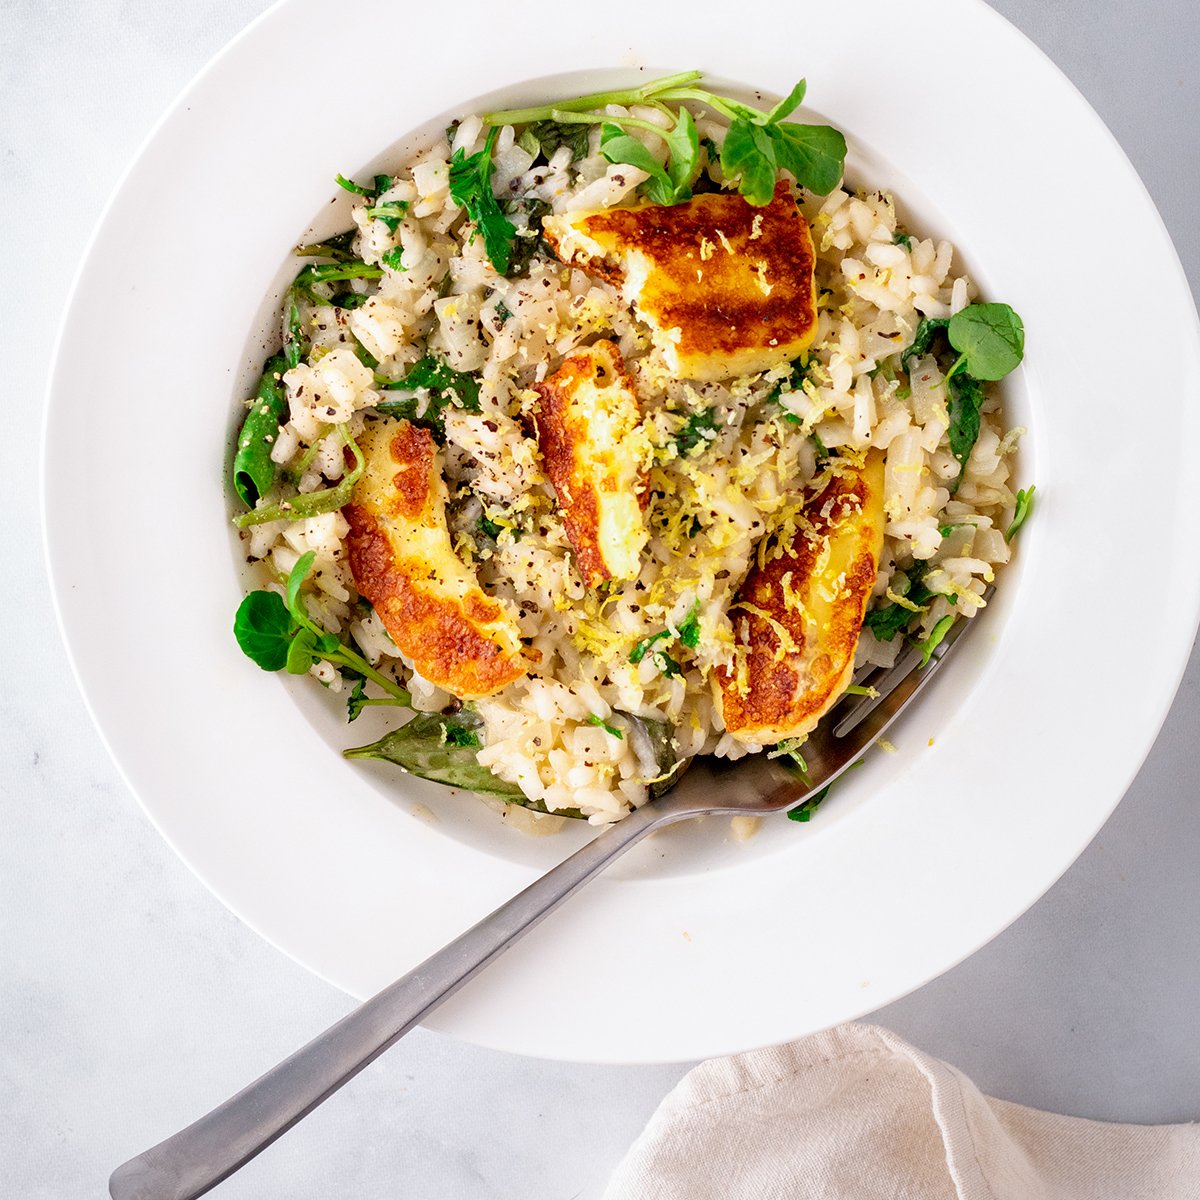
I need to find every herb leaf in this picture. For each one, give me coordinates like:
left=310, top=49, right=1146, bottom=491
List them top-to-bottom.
left=660, top=107, right=700, bottom=201
left=448, top=126, right=516, bottom=274
left=947, top=303, right=1025, bottom=382
left=947, top=373, right=984, bottom=491
left=675, top=408, right=718, bottom=456
left=1006, top=485, right=1036, bottom=542
left=233, top=590, right=295, bottom=671
left=676, top=601, right=702, bottom=649
left=629, top=629, right=671, bottom=664
left=344, top=710, right=523, bottom=799
left=586, top=714, right=624, bottom=739
left=787, top=783, right=831, bottom=822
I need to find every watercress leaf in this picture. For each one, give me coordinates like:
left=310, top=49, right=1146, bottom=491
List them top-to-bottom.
left=764, top=78, right=807, bottom=125
left=661, top=106, right=700, bottom=200
left=720, top=117, right=777, bottom=205
left=770, top=122, right=846, bottom=196
left=600, top=123, right=676, bottom=204
left=947, top=303, right=1025, bottom=381
left=900, top=316, right=950, bottom=373
left=232, top=354, right=289, bottom=508
left=947, top=372, right=985, bottom=491
left=1006, top=485, right=1036, bottom=542
left=286, top=550, right=317, bottom=618
left=233, top=590, right=296, bottom=671
left=285, top=627, right=319, bottom=675
left=344, top=712, right=526, bottom=799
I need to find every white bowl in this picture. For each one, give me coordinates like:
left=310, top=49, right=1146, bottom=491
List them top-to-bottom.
left=45, top=0, right=1200, bottom=1062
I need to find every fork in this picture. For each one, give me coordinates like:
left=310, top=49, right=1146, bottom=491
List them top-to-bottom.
left=108, top=603, right=985, bottom=1200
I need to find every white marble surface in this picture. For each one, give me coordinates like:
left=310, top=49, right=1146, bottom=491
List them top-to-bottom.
left=3, top=1, right=1198, bottom=1195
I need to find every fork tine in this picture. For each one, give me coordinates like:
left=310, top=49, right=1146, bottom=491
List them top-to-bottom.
left=834, top=644, right=925, bottom=738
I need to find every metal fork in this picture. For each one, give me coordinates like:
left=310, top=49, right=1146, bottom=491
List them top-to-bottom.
left=109, top=603, right=985, bottom=1200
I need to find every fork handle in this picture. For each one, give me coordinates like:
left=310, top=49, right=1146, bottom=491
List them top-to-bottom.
left=109, top=799, right=669, bottom=1200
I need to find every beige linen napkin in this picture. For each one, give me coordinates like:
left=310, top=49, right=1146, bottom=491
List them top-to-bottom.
left=605, top=1023, right=1200, bottom=1199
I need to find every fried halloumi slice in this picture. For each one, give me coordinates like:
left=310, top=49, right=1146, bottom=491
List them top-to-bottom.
left=542, top=183, right=818, bottom=382
left=532, top=339, right=650, bottom=588
left=344, top=419, right=530, bottom=700
left=715, top=452, right=886, bottom=745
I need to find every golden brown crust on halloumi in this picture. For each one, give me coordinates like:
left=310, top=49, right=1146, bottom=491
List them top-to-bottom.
left=542, top=184, right=818, bottom=382
left=532, top=340, right=649, bottom=588
left=343, top=420, right=531, bottom=700
left=715, top=452, right=886, bottom=745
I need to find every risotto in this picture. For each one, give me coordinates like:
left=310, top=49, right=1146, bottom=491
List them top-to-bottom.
left=230, top=72, right=1031, bottom=832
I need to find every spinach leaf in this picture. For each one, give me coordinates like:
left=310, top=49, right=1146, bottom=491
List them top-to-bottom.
left=526, top=119, right=591, bottom=161
left=448, top=126, right=516, bottom=274
left=503, top=196, right=551, bottom=277
left=893, top=231, right=913, bottom=251
left=381, top=246, right=406, bottom=272
left=947, top=303, right=1025, bottom=381
left=900, top=316, right=949, bottom=373
left=232, top=354, right=288, bottom=508
left=377, top=355, right=482, bottom=433
left=947, top=373, right=984, bottom=491
left=1006, top=485, right=1036, bottom=542
left=862, top=563, right=938, bottom=642
left=344, top=710, right=525, bottom=799
left=622, top=712, right=684, bottom=799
